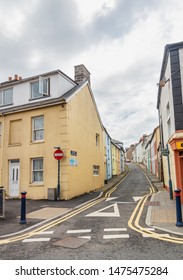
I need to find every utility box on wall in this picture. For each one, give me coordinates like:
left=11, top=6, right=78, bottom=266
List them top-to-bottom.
left=0, top=187, right=5, bottom=219
left=47, top=188, right=57, bottom=201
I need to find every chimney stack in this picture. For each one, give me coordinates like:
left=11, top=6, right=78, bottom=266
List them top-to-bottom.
left=74, top=64, right=91, bottom=86
left=9, top=77, right=12, bottom=81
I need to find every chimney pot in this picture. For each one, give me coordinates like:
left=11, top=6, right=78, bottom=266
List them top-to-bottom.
left=14, top=74, right=19, bottom=80
left=8, top=77, right=12, bottom=81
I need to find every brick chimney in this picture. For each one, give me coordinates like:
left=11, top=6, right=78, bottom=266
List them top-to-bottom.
left=74, top=64, right=91, bottom=86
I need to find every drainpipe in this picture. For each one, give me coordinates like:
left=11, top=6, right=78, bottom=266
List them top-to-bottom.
left=0, top=113, right=5, bottom=188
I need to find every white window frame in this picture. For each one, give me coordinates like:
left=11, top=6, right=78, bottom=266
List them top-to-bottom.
left=30, top=78, right=50, bottom=100
left=0, top=88, right=13, bottom=106
left=32, top=116, right=44, bottom=142
left=32, top=158, right=43, bottom=183
left=93, top=165, right=100, bottom=176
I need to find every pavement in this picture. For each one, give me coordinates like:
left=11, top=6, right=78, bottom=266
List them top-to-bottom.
left=0, top=164, right=183, bottom=239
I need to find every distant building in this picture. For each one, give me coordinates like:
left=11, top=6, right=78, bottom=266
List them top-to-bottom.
left=157, top=42, right=183, bottom=202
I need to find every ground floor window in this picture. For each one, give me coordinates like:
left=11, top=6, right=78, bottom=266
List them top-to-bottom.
left=32, top=158, right=43, bottom=182
left=93, top=165, right=100, bottom=176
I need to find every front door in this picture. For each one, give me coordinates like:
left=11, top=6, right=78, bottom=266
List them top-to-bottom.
left=9, top=160, right=20, bottom=197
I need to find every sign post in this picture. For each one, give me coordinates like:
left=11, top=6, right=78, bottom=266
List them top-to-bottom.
left=54, top=148, right=64, bottom=200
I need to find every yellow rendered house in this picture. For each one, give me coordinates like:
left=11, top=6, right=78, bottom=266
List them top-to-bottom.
left=0, top=65, right=105, bottom=199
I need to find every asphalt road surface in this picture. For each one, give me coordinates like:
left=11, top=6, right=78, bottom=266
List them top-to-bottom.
left=0, top=163, right=183, bottom=260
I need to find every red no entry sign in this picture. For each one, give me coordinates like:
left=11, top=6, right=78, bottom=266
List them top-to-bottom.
left=54, top=149, right=64, bottom=160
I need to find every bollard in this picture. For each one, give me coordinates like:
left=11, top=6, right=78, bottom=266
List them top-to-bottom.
left=174, top=189, right=183, bottom=227
left=19, top=191, right=27, bottom=224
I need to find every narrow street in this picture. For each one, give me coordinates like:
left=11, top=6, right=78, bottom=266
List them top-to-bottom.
left=0, top=163, right=182, bottom=260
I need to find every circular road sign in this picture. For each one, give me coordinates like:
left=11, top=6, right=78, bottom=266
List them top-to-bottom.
left=54, top=149, right=64, bottom=160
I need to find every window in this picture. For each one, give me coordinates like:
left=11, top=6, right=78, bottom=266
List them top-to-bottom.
left=30, top=78, right=50, bottom=99
left=0, top=88, right=13, bottom=106
left=166, top=102, right=171, bottom=138
left=32, top=116, right=44, bottom=141
left=9, top=119, right=22, bottom=145
left=96, top=133, right=99, bottom=147
left=32, top=158, right=43, bottom=182
left=93, top=165, right=100, bottom=176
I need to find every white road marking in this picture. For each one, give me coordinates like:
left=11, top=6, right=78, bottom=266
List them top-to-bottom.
left=133, top=196, right=143, bottom=202
left=105, top=197, right=118, bottom=202
left=86, top=203, right=120, bottom=217
left=104, top=228, right=127, bottom=232
left=144, top=228, right=155, bottom=231
left=67, top=229, right=91, bottom=233
left=34, top=231, right=54, bottom=235
left=142, top=232, right=170, bottom=238
left=103, top=234, right=129, bottom=239
left=78, top=236, right=91, bottom=240
left=22, top=238, right=50, bottom=242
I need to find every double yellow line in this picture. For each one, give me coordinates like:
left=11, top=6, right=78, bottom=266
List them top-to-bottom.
left=128, top=169, right=183, bottom=244
left=0, top=196, right=105, bottom=245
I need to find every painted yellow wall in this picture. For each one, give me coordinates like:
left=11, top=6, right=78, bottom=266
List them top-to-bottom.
left=0, top=84, right=105, bottom=200
left=64, top=85, right=105, bottom=199
left=0, top=106, right=67, bottom=199
left=112, top=144, right=117, bottom=176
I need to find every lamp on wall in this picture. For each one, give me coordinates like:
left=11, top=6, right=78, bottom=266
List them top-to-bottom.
left=157, top=76, right=170, bottom=87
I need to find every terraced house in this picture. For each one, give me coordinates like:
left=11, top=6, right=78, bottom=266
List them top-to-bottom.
left=157, top=41, right=183, bottom=202
left=0, top=65, right=108, bottom=200
left=0, top=65, right=125, bottom=200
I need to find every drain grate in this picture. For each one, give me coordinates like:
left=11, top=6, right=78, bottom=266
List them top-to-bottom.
left=145, top=201, right=160, bottom=206
left=53, top=237, right=90, bottom=248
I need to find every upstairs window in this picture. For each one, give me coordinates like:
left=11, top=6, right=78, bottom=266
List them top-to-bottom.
left=30, top=78, right=50, bottom=99
left=0, top=88, right=13, bottom=106
left=32, top=116, right=44, bottom=142
left=96, top=133, right=100, bottom=147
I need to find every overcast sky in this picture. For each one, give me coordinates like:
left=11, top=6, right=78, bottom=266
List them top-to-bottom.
left=1, top=0, right=183, bottom=148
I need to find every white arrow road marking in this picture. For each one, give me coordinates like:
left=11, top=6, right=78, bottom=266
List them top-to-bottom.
left=133, top=196, right=143, bottom=202
left=105, top=197, right=118, bottom=202
left=85, top=203, right=120, bottom=217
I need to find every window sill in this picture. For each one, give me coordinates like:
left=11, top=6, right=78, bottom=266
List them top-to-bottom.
left=29, top=95, right=50, bottom=101
left=0, top=103, right=13, bottom=108
left=30, top=140, right=45, bottom=145
left=8, top=143, right=22, bottom=147
left=29, top=182, right=44, bottom=187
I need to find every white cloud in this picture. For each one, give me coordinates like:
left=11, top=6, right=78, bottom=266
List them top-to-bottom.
left=0, top=0, right=183, bottom=147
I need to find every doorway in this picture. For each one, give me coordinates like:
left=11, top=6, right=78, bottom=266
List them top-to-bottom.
left=9, top=160, right=20, bottom=197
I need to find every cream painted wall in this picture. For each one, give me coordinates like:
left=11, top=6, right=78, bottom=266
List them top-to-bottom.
left=0, top=84, right=106, bottom=200
left=65, top=85, right=105, bottom=199
left=0, top=105, right=68, bottom=199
